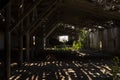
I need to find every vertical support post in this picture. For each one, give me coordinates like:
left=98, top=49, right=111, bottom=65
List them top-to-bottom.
left=18, top=0, right=24, bottom=66
left=4, top=2, right=11, bottom=80
left=26, top=14, right=30, bottom=62
left=35, top=24, right=45, bottom=50
left=41, top=24, right=46, bottom=50
left=103, top=29, right=107, bottom=51
left=106, top=29, right=109, bottom=51
left=19, top=30, right=23, bottom=66
left=26, top=31, right=30, bottom=62
left=4, top=32, right=11, bottom=80
left=89, top=32, right=93, bottom=48
left=30, top=34, right=34, bottom=60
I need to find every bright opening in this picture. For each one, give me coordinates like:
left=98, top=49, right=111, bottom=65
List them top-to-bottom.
left=59, top=35, right=69, bottom=42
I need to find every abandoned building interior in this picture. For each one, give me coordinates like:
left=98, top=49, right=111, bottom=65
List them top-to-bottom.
left=0, top=0, right=120, bottom=80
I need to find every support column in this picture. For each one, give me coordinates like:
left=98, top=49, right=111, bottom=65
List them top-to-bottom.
left=19, top=0, right=24, bottom=66
left=4, top=2, right=11, bottom=80
left=26, top=11, right=30, bottom=62
left=42, top=24, right=46, bottom=50
left=107, top=28, right=113, bottom=52
left=19, top=29, right=23, bottom=66
left=103, top=29, right=107, bottom=51
left=107, top=29, right=110, bottom=51
left=96, top=30, right=100, bottom=49
left=4, top=32, right=11, bottom=80
left=26, top=32, right=30, bottom=62
left=89, top=32, right=94, bottom=48
left=30, top=34, right=35, bottom=60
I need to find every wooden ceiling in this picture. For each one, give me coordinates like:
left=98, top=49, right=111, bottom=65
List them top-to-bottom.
left=1, top=0, right=120, bottom=36
left=33, top=0, right=120, bottom=37
left=59, top=0, right=120, bottom=26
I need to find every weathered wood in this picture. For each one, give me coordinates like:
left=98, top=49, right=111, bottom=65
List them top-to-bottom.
left=10, top=0, right=43, bottom=32
left=18, top=0, right=24, bottom=66
left=29, top=1, right=58, bottom=33
left=4, top=2, right=11, bottom=80
left=44, top=24, right=58, bottom=40
left=19, top=31, right=23, bottom=66
left=26, top=31, right=30, bottom=62
left=4, top=32, right=11, bottom=80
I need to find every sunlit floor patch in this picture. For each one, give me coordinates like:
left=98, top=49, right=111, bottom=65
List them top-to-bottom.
left=9, top=60, right=119, bottom=80
left=11, top=63, right=18, bottom=67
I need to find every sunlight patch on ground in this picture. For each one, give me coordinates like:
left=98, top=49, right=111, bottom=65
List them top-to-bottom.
left=9, top=60, right=119, bottom=80
left=11, top=63, right=18, bottom=67
left=81, top=68, right=92, bottom=80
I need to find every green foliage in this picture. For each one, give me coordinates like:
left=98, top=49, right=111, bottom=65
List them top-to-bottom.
left=53, top=30, right=88, bottom=51
left=71, top=30, right=88, bottom=51
left=79, top=30, right=88, bottom=49
left=72, top=41, right=82, bottom=50
left=53, top=43, right=71, bottom=51
left=112, top=56, right=120, bottom=80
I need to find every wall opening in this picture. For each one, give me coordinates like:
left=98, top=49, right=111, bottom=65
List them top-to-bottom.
left=59, top=35, right=69, bottom=43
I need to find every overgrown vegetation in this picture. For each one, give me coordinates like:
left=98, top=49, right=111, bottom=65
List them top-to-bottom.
left=53, top=30, right=88, bottom=51
left=72, top=30, right=88, bottom=50
left=72, top=40, right=81, bottom=50
left=112, top=56, right=120, bottom=80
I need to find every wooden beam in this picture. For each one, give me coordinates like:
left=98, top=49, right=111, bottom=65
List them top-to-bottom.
left=9, top=0, right=43, bottom=32
left=18, top=0, right=24, bottom=66
left=29, top=1, right=57, bottom=33
left=4, top=2, right=11, bottom=80
left=44, top=23, right=58, bottom=40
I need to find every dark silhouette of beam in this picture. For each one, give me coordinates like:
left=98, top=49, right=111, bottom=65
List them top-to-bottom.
left=4, top=2, right=11, bottom=80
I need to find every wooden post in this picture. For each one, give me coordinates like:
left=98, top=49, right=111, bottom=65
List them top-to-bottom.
left=18, top=0, right=24, bottom=66
left=4, top=2, right=11, bottom=80
left=43, top=25, right=46, bottom=49
left=19, top=31, right=23, bottom=66
left=4, top=32, right=11, bottom=80
left=26, top=32, right=30, bottom=62
left=30, top=34, right=34, bottom=60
